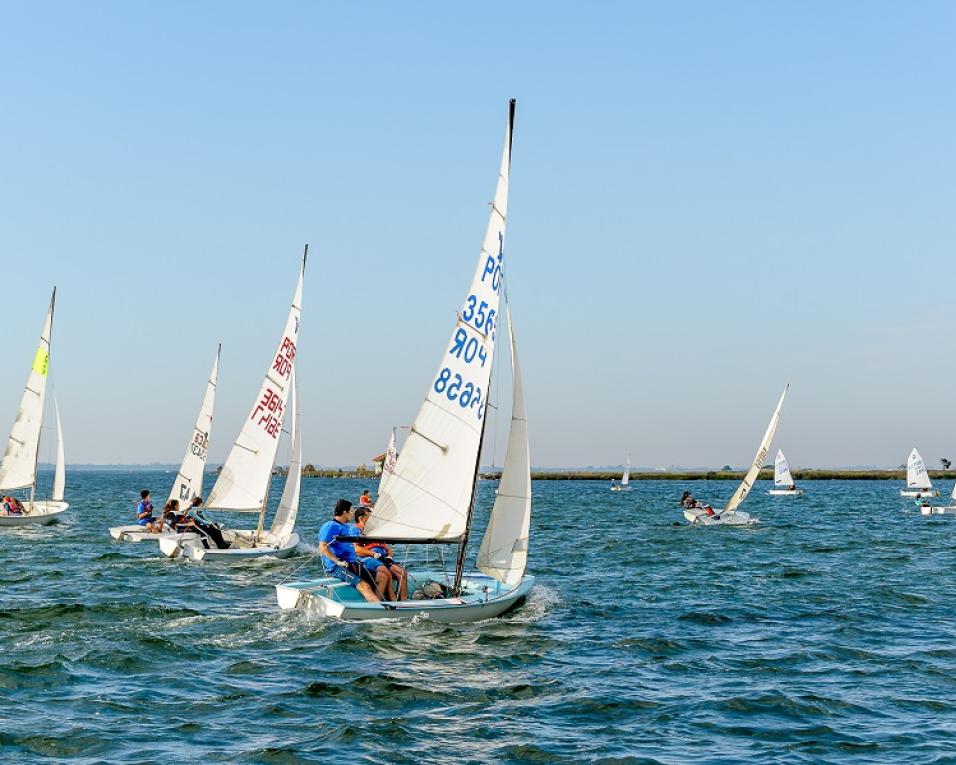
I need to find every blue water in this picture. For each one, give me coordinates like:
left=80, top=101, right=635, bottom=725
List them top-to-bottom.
left=2, top=473, right=956, bottom=763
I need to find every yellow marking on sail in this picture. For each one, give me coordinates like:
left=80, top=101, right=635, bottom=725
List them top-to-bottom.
left=32, top=348, right=49, bottom=376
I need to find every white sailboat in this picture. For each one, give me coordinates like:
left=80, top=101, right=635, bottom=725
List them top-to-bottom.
left=277, top=99, right=533, bottom=622
left=160, top=252, right=305, bottom=561
left=0, top=289, right=69, bottom=526
left=109, top=345, right=220, bottom=542
left=684, top=385, right=788, bottom=526
left=768, top=448, right=803, bottom=496
left=900, top=448, right=939, bottom=497
left=610, top=454, right=632, bottom=492
left=919, top=480, right=956, bottom=515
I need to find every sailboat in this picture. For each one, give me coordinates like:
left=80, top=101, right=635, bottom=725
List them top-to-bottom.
left=276, top=99, right=534, bottom=622
left=160, top=251, right=305, bottom=561
left=0, top=289, right=69, bottom=526
left=109, top=345, right=220, bottom=542
left=684, top=385, right=788, bottom=526
left=767, top=448, right=803, bottom=496
left=900, top=448, right=939, bottom=497
left=610, top=454, right=632, bottom=492
left=919, top=481, right=956, bottom=515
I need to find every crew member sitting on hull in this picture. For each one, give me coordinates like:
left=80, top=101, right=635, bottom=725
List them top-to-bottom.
left=359, top=489, right=373, bottom=508
left=135, top=490, right=162, bottom=532
left=680, top=490, right=716, bottom=518
left=1, top=496, right=25, bottom=515
left=318, top=499, right=379, bottom=603
left=352, top=506, right=409, bottom=601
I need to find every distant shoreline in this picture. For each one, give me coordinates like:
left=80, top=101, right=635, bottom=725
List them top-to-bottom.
left=476, top=469, right=956, bottom=482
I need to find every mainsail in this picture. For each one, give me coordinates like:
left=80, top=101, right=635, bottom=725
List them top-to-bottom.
left=366, top=100, right=515, bottom=541
left=206, top=252, right=305, bottom=511
left=0, top=289, right=55, bottom=492
left=477, top=308, right=530, bottom=587
left=168, top=346, right=220, bottom=509
left=270, top=371, right=300, bottom=538
left=726, top=385, right=788, bottom=514
left=52, top=394, right=65, bottom=502
left=377, top=427, right=398, bottom=497
left=906, top=448, right=932, bottom=490
left=773, top=449, right=794, bottom=488
left=621, top=454, right=631, bottom=487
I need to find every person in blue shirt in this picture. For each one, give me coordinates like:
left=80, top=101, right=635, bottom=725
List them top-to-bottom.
left=135, top=489, right=161, bottom=532
left=317, top=499, right=379, bottom=602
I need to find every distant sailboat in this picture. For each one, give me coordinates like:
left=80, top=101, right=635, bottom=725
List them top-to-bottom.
left=277, top=99, right=534, bottom=622
left=160, top=251, right=305, bottom=561
left=0, top=289, right=69, bottom=526
left=109, top=345, right=220, bottom=542
left=683, top=385, right=788, bottom=526
left=377, top=427, right=398, bottom=498
left=768, top=448, right=803, bottom=496
left=900, top=448, right=939, bottom=497
left=610, top=454, right=631, bottom=492
left=919, top=480, right=956, bottom=515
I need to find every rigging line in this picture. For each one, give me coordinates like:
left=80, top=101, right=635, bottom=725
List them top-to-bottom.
left=278, top=549, right=321, bottom=584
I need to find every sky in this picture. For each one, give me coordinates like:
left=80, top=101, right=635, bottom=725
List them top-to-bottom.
left=1, top=2, right=954, bottom=469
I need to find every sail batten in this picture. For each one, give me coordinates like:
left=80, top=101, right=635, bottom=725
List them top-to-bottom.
left=366, top=102, right=514, bottom=541
left=206, top=254, right=305, bottom=512
left=726, top=385, right=788, bottom=514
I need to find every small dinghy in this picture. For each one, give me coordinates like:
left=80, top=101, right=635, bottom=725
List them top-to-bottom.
left=278, top=100, right=534, bottom=622
left=160, top=251, right=305, bottom=562
left=0, top=289, right=69, bottom=527
left=109, top=346, right=219, bottom=543
left=684, top=385, right=788, bottom=526
left=901, top=448, right=939, bottom=497
left=768, top=449, right=803, bottom=495
left=610, top=455, right=632, bottom=492
left=919, top=482, right=956, bottom=515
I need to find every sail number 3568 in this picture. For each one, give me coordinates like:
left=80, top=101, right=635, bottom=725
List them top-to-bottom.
left=434, top=368, right=484, bottom=419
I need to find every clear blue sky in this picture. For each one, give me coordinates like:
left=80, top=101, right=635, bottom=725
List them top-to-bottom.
left=1, top=2, right=953, bottom=469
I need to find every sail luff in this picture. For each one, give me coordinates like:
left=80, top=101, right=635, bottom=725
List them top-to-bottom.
left=366, top=100, right=515, bottom=541
left=206, top=250, right=305, bottom=511
left=0, top=289, right=55, bottom=492
left=477, top=306, right=530, bottom=586
left=168, top=345, right=220, bottom=509
left=270, top=371, right=300, bottom=538
left=726, top=384, right=788, bottom=514
left=52, top=393, right=65, bottom=502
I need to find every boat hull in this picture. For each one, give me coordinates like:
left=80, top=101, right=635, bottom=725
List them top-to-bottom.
left=610, top=485, right=632, bottom=492
left=768, top=488, right=803, bottom=496
left=901, top=489, right=939, bottom=498
left=0, top=500, right=69, bottom=527
left=921, top=505, right=956, bottom=516
left=683, top=508, right=755, bottom=526
left=108, top=525, right=199, bottom=543
left=161, top=530, right=300, bottom=561
left=277, top=572, right=535, bottom=623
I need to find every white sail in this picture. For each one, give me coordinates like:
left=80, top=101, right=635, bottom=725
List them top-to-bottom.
left=367, top=101, right=515, bottom=541
left=206, top=253, right=305, bottom=511
left=0, top=289, right=55, bottom=492
left=477, top=309, right=530, bottom=587
left=167, top=346, right=220, bottom=510
left=270, top=371, right=300, bottom=538
left=726, top=384, right=788, bottom=514
left=52, top=393, right=65, bottom=502
left=377, top=427, right=398, bottom=496
left=906, top=448, right=932, bottom=490
left=773, top=449, right=794, bottom=488
left=621, top=454, right=631, bottom=486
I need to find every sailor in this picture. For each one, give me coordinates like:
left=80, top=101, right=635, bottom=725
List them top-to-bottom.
left=359, top=489, right=373, bottom=508
left=135, top=490, right=161, bottom=532
left=679, top=491, right=696, bottom=510
left=317, top=499, right=379, bottom=602
left=352, top=506, right=408, bottom=601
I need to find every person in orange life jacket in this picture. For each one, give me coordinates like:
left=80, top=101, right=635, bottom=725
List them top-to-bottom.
left=359, top=489, right=373, bottom=508
left=318, top=499, right=379, bottom=602
left=352, top=506, right=408, bottom=601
